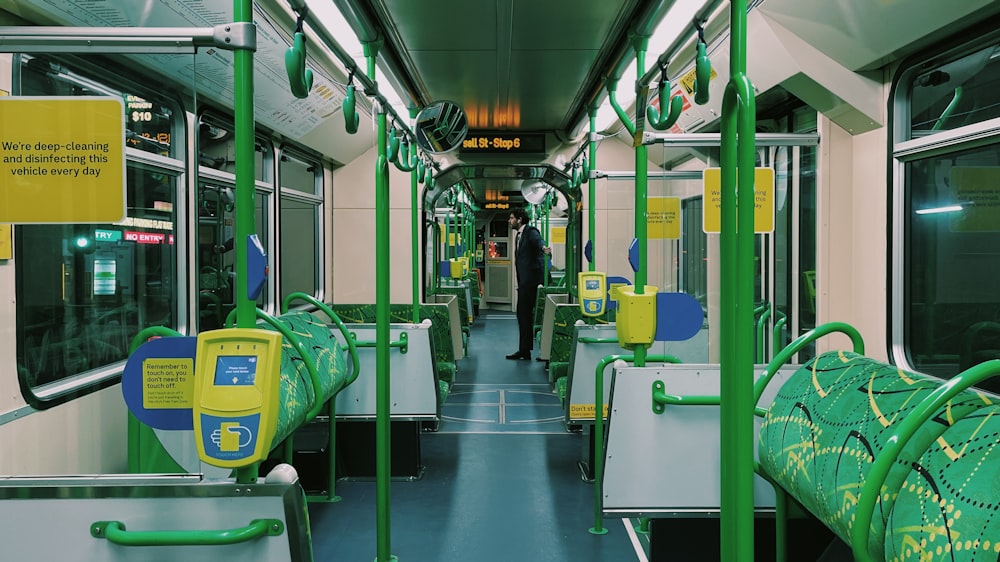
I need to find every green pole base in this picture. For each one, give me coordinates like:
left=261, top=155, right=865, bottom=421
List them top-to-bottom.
left=634, top=517, right=650, bottom=535
left=589, top=526, right=608, bottom=536
left=374, top=556, right=398, bottom=562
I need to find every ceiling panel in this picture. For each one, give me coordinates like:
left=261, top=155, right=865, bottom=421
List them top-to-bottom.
left=380, top=0, right=499, bottom=51
left=510, top=0, right=629, bottom=51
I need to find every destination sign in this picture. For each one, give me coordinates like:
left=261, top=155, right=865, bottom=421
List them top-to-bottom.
left=460, top=132, right=545, bottom=154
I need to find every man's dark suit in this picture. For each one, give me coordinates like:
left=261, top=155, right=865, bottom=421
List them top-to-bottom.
left=515, top=225, right=545, bottom=355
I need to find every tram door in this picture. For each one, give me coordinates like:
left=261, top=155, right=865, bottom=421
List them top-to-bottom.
left=483, top=215, right=512, bottom=305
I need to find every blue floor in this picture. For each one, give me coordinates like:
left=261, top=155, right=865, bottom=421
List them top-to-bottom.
left=309, top=310, right=648, bottom=561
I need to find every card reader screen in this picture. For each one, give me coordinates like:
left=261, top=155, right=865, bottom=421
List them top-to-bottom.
left=585, top=279, right=600, bottom=290
left=214, top=355, right=258, bottom=386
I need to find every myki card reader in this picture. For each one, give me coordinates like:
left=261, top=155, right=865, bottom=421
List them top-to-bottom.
left=578, top=271, right=607, bottom=317
left=193, top=329, right=283, bottom=468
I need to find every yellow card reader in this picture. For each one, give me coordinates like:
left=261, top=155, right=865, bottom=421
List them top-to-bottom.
left=578, top=271, right=607, bottom=317
left=193, top=328, right=283, bottom=468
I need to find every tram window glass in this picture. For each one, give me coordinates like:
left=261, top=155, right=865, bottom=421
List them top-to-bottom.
left=897, top=31, right=1000, bottom=388
left=908, top=40, right=1000, bottom=140
left=18, top=55, right=176, bottom=158
left=198, top=116, right=268, bottom=182
left=904, top=144, right=1000, bottom=378
left=278, top=150, right=321, bottom=298
left=279, top=152, right=320, bottom=195
left=16, top=166, right=178, bottom=394
left=280, top=197, right=319, bottom=296
left=681, top=197, right=706, bottom=307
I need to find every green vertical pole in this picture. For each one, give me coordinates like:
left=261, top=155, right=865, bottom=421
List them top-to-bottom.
left=232, top=0, right=258, bottom=485
left=719, top=0, right=756, bottom=559
left=633, top=37, right=648, bottom=368
left=367, top=43, right=396, bottom=562
left=588, top=108, right=597, bottom=273
left=410, top=117, right=420, bottom=324
left=543, top=192, right=550, bottom=285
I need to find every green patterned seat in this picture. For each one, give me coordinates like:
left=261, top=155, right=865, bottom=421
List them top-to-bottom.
left=325, top=303, right=456, bottom=401
left=549, top=304, right=583, bottom=387
left=259, top=310, right=350, bottom=446
left=758, top=351, right=991, bottom=556
left=884, top=404, right=1000, bottom=561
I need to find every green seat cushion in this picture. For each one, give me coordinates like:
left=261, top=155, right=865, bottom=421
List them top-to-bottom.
left=758, top=351, right=989, bottom=552
left=884, top=404, right=1000, bottom=562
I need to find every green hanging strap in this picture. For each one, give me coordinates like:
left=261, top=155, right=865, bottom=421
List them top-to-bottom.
left=284, top=13, right=313, bottom=99
left=693, top=21, right=712, bottom=106
left=646, top=64, right=683, bottom=131
left=342, top=70, right=360, bottom=134
left=386, top=126, right=401, bottom=163
left=581, top=155, right=590, bottom=184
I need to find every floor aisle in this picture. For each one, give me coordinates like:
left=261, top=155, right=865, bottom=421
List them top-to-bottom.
left=309, top=310, right=646, bottom=561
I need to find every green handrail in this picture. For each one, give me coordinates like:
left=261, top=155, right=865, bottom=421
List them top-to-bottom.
left=281, top=292, right=361, bottom=385
left=224, top=307, right=325, bottom=422
left=751, top=321, right=864, bottom=414
left=351, top=331, right=408, bottom=353
left=577, top=336, right=619, bottom=345
left=590, top=353, right=681, bottom=535
left=850, top=359, right=1000, bottom=562
left=650, top=380, right=720, bottom=412
left=91, top=519, right=283, bottom=546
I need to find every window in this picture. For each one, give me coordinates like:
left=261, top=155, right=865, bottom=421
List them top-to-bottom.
left=894, top=30, right=1000, bottom=391
left=14, top=56, right=181, bottom=405
left=278, top=150, right=321, bottom=299
left=16, top=166, right=178, bottom=398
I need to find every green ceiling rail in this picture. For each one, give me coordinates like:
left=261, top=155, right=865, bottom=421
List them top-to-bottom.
left=718, top=0, right=756, bottom=557
left=284, top=11, right=313, bottom=99
left=605, top=78, right=636, bottom=137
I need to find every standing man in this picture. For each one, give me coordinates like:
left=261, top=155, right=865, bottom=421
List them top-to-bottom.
left=507, top=208, right=550, bottom=360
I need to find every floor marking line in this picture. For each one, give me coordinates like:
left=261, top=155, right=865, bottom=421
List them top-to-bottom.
left=624, top=519, right=650, bottom=562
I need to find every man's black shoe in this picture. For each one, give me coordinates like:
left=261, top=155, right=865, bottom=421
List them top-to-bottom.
left=506, top=352, right=529, bottom=360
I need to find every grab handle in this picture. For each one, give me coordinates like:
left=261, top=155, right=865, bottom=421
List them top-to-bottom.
left=91, top=519, right=283, bottom=546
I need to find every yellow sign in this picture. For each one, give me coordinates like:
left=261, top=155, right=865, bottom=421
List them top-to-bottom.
left=679, top=65, right=718, bottom=96
left=0, top=97, right=125, bottom=223
left=702, top=167, right=775, bottom=234
left=950, top=167, right=1000, bottom=232
left=648, top=197, right=681, bottom=239
left=0, top=225, right=10, bottom=259
left=550, top=226, right=566, bottom=244
left=142, top=358, right=194, bottom=409
left=569, top=403, right=609, bottom=419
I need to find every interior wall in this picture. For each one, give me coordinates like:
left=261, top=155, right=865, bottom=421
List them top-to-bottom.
left=331, top=145, right=419, bottom=303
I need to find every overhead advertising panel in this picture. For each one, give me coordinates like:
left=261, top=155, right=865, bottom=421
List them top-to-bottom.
left=31, top=0, right=345, bottom=138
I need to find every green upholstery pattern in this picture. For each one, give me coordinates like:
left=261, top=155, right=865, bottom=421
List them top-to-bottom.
left=436, top=285, right=472, bottom=327
left=534, top=286, right=568, bottom=332
left=325, top=303, right=456, bottom=397
left=548, top=304, right=583, bottom=384
left=259, top=310, right=350, bottom=446
left=759, top=351, right=991, bottom=557
left=884, top=404, right=1000, bottom=561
